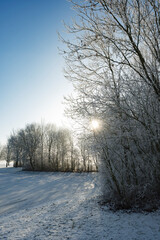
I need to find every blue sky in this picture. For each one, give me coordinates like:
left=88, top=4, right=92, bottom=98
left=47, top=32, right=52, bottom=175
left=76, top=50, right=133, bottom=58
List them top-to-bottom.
left=0, top=0, right=74, bottom=144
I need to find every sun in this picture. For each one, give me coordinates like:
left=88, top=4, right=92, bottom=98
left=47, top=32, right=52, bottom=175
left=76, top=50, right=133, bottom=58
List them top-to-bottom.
left=91, top=119, right=100, bottom=130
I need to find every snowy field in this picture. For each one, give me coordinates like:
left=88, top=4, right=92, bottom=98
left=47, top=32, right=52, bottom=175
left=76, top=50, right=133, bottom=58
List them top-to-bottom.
left=0, top=161, right=160, bottom=240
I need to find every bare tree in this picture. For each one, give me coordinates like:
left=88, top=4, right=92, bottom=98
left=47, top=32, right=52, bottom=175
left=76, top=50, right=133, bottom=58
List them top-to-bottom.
left=61, top=0, right=160, bottom=209
left=18, top=124, right=41, bottom=170
left=45, top=124, right=58, bottom=170
left=6, top=132, right=23, bottom=167
left=0, top=144, right=7, bottom=163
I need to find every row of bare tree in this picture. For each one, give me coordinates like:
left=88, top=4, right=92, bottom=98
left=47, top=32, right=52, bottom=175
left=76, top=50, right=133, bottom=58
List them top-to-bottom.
left=61, top=0, right=160, bottom=209
left=4, top=123, right=97, bottom=172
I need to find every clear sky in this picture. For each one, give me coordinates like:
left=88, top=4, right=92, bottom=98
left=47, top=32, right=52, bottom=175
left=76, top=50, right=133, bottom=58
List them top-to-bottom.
left=0, top=0, right=74, bottom=144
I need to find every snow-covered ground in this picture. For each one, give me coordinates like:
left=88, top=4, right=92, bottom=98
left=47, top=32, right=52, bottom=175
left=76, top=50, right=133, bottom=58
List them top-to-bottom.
left=0, top=161, right=160, bottom=240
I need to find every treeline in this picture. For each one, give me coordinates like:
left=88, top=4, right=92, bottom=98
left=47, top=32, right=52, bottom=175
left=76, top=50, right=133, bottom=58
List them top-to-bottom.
left=6, top=123, right=98, bottom=172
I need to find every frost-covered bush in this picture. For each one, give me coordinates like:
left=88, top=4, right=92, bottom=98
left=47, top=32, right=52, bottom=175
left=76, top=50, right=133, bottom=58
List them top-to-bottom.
left=97, top=81, right=160, bottom=209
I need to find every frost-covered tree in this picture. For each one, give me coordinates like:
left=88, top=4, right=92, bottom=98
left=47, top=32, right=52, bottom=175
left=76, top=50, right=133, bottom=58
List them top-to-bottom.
left=61, top=0, right=160, bottom=209
left=7, top=133, right=23, bottom=167
left=0, top=144, right=7, bottom=161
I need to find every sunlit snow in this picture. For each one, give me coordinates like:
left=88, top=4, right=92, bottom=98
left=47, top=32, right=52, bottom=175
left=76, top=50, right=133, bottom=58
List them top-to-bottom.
left=0, top=161, right=160, bottom=240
